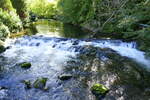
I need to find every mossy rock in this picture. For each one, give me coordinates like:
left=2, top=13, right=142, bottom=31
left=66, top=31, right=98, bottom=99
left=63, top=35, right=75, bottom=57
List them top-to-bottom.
left=0, top=45, right=6, bottom=53
left=20, top=62, right=31, bottom=69
left=58, top=74, right=72, bottom=80
left=33, top=77, right=48, bottom=89
left=22, top=80, right=31, bottom=89
left=91, top=83, right=109, bottom=96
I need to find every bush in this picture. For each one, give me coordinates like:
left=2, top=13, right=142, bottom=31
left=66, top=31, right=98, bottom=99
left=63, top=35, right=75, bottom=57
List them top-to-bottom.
left=0, top=0, right=14, bottom=11
left=28, top=0, right=57, bottom=19
left=57, top=0, right=95, bottom=24
left=0, top=8, right=22, bottom=33
left=117, top=16, right=138, bottom=32
left=0, top=22, right=10, bottom=40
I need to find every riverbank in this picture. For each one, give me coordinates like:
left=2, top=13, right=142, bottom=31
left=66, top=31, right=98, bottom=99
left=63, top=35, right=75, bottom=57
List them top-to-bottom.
left=56, top=0, right=150, bottom=56
left=1, top=18, right=150, bottom=58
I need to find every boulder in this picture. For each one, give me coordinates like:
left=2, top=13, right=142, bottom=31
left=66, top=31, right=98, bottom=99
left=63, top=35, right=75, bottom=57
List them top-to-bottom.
left=0, top=45, right=5, bottom=53
left=20, top=62, right=31, bottom=69
left=58, top=74, right=72, bottom=80
left=33, top=77, right=48, bottom=89
left=22, top=80, right=31, bottom=89
left=91, top=83, right=109, bottom=96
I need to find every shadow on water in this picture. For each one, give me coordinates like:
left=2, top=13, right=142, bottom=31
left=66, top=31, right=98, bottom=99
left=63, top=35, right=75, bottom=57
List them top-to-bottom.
left=27, top=19, right=90, bottom=38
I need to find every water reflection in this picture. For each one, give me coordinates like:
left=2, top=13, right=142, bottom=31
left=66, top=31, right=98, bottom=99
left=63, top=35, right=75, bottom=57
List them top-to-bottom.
left=28, top=19, right=90, bottom=38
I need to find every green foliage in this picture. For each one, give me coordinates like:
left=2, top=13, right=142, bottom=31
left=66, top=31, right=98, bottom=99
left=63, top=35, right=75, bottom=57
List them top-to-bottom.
left=0, top=0, right=14, bottom=11
left=0, top=0, right=22, bottom=40
left=11, top=0, right=29, bottom=21
left=28, top=0, right=57, bottom=18
left=57, top=0, right=95, bottom=24
left=57, top=0, right=150, bottom=55
left=0, top=8, right=22, bottom=33
left=117, top=16, right=138, bottom=32
left=0, top=22, right=10, bottom=40
left=135, top=27, right=150, bottom=54
left=20, top=62, right=31, bottom=69
left=33, top=77, right=48, bottom=89
left=91, top=83, right=109, bottom=95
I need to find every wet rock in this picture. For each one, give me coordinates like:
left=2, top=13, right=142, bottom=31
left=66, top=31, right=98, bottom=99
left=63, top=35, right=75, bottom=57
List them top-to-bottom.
left=72, top=40, right=79, bottom=45
left=0, top=45, right=6, bottom=53
left=81, top=45, right=97, bottom=56
left=5, top=46, right=12, bottom=49
left=20, top=62, right=31, bottom=69
left=58, top=74, right=72, bottom=80
left=33, top=77, right=48, bottom=89
left=22, top=80, right=31, bottom=89
left=91, top=83, right=109, bottom=96
left=0, top=86, right=8, bottom=90
left=0, top=87, right=8, bottom=99
left=144, top=88, right=150, bottom=96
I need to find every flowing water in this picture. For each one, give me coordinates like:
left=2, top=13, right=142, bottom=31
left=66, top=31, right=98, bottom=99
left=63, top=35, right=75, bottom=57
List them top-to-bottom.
left=0, top=20, right=150, bottom=100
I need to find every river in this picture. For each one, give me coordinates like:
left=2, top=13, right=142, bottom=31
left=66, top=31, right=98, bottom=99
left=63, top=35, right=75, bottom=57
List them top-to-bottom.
left=0, top=20, right=150, bottom=100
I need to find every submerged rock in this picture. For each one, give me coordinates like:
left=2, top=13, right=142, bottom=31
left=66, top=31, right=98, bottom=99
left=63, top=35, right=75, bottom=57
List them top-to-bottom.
left=0, top=45, right=5, bottom=53
left=5, top=46, right=12, bottom=50
left=20, top=62, right=31, bottom=69
left=58, top=74, right=72, bottom=80
left=33, top=77, right=48, bottom=89
left=22, top=80, right=31, bottom=89
left=91, top=83, right=109, bottom=96
left=0, top=86, right=8, bottom=90
left=0, top=86, right=8, bottom=99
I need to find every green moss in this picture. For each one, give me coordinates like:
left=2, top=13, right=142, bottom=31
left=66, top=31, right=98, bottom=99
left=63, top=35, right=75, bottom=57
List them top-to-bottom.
left=0, top=45, right=6, bottom=53
left=20, top=62, right=31, bottom=69
left=33, top=77, right=48, bottom=89
left=23, top=80, right=31, bottom=89
left=91, top=83, right=109, bottom=95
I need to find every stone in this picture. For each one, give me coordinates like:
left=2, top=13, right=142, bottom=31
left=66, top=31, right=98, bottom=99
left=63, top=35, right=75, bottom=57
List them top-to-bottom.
left=72, top=40, right=79, bottom=45
left=0, top=45, right=5, bottom=53
left=5, top=46, right=12, bottom=49
left=20, top=62, right=31, bottom=69
left=58, top=74, right=72, bottom=80
left=33, top=77, right=48, bottom=89
left=22, top=80, right=31, bottom=89
left=91, top=83, right=109, bottom=96
left=0, top=86, right=8, bottom=90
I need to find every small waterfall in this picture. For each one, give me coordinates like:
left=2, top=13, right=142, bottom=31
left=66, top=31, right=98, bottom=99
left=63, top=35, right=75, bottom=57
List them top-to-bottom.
left=4, top=36, right=149, bottom=68
left=79, top=40, right=150, bottom=67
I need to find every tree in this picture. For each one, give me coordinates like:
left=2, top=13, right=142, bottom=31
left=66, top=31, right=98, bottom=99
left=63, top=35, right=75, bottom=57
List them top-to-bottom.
left=0, top=0, right=14, bottom=12
left=10, top=0, right=29, bottom=20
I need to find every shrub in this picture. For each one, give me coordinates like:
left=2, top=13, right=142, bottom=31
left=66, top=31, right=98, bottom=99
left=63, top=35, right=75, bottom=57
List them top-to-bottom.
left=28, top=0, right=57, bottom=19
left=57, top=0, right=95, bottom=24
left=0, top=8, right=22, bottom=33
left=117, top=16, right=138, bottom=32
left=0, top=22, right=10, bottom=40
